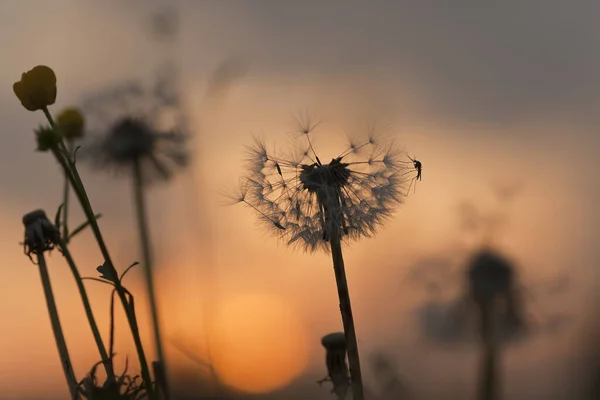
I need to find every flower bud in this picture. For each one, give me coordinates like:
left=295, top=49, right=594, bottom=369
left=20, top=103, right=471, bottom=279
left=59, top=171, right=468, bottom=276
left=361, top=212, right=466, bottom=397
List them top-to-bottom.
left=13, top=65, right=57, bottom=111
left=57, top=107, right=85, bottom=140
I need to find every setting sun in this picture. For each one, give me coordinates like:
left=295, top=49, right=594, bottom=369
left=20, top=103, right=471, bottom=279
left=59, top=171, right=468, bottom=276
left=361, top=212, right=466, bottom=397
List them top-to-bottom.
left=209, top=293, right=310, bottom=394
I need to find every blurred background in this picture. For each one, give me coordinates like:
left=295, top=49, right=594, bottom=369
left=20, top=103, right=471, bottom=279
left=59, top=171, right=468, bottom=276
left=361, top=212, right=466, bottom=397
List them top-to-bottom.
left=1, top=1, right=600, bottom=399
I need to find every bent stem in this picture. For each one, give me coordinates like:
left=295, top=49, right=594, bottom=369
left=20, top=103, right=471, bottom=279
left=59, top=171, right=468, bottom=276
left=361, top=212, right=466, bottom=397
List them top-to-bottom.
left=42, top=107, right=155, bottom=399
left=132, top=157, right=170, bottom=399
left=329, top=229, right=364, bottom=400
left=59, top=239, right=116, bottom=381
left=37, top=252, right=80, bottom=400
left=478, top=300, right=499, bottom=400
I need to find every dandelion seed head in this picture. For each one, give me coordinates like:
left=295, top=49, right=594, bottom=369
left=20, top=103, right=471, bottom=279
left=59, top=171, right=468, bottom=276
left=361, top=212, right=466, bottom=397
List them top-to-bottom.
left=236, top=120, right=410, bottom=252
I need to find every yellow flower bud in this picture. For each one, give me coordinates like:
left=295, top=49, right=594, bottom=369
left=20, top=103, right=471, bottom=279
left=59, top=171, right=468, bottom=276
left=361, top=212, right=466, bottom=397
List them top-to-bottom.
left=13, top=65, right=57, bottom=112
left=57, top=107, right=85, bottom=140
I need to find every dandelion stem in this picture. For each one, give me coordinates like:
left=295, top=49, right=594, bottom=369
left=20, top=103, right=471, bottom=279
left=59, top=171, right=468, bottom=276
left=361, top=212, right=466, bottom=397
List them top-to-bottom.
left=43, top=107, right=156, bottom=399
left=132, top=157, right=171, bottom=399
left=329, top=229, right=364, bottom=400
left=58, top=239, right=116, bottom=381
left=36, top=252, right=80, bottom=400
left=478, top=300, right=499, bottom=400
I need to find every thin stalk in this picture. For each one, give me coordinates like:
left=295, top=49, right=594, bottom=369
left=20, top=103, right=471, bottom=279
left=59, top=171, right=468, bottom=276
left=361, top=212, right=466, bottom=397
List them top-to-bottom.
left=43, top=107, right=155, bottom=399
left=62, top=140, right=73, bottom=240
left=132, top=157, right=170, bottom=399
left=329, top=229, right=364, bottom=400
left=59, top=239, right=116, bottom=381
left=37, top=252, right=80, bottom=400
left=478, top=300, right=499, bottom=400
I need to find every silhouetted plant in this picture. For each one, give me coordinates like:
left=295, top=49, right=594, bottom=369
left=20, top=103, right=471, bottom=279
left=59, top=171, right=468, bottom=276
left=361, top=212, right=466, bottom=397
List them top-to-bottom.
left=13, top=65, right=155, bottom=399
left=230, top=115, right=412, bottom=400
left=22, top=209, right=80, bottom=399
left=318, top=332, right=351, bottom=399
left=78, top=356, right=148, bottom=400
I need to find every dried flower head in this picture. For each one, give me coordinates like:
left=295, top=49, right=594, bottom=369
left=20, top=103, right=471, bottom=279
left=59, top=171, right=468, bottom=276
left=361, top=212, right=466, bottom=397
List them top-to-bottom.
left=13, top=65, right=57, bottom=111
left=79, top=75, right=188, bottom=184
left=232, top=118, right=409, bottom=252
left=22, top=209, right=60, bottom=261
left=319, top=332, right=350, bottom=399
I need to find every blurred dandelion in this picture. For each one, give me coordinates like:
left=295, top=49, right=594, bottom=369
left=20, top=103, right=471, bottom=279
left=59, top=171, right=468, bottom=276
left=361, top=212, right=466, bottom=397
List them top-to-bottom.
left=78, top=72, right=190, bottom=399
left=80, top=78, right=188, bottom=184
left=230, top=115, right=412, bottom=400
left=467, top=248, right=527, bottom=400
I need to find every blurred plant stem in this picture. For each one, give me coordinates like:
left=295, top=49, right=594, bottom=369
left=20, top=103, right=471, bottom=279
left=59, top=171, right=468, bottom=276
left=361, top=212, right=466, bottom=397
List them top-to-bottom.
left=42, top=107, right=156, bottom=400
left=62, top=140, right=73, bottom=240
left=132, top=157, right=170, bottom=399
left=330, top=229, right=364, bottom=400
left=58, top=238, right=116, bottom=381
left=37, top=252, right=80, bottom=400
left=478, top=301, right=499, bottom=400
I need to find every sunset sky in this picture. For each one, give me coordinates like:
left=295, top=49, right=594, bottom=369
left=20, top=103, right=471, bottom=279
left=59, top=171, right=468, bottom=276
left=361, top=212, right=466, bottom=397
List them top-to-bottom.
left=2, top=1, right=600, bottom=399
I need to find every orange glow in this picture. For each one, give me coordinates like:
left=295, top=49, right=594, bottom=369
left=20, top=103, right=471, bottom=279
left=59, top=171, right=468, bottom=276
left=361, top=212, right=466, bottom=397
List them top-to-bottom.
left=209, top=293, right=309, bottom=394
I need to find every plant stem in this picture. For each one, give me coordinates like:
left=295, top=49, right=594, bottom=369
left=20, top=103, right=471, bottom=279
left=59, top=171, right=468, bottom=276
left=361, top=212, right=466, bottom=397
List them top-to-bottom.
left=43, top=107, right=155, bottom=399
left=62, top=140, right=73, bottom=240
left=132, top=157, right=170, bottom=399
left=329, top=229, right=364, bottom=400
left=59, top=239, right=116, bottom=381
left=37, top=252, right=80, bottom=400
left=478, top=300, right=499, bottom=400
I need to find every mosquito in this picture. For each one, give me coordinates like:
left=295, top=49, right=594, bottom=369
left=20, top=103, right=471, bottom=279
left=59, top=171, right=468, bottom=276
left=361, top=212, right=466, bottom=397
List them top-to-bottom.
left=400, top=155, right=422, bottom=195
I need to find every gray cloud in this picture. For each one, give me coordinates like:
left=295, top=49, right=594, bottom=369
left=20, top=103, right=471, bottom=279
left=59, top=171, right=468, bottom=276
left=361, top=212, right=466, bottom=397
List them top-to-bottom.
left=185, top=1, right=600, bottom=125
